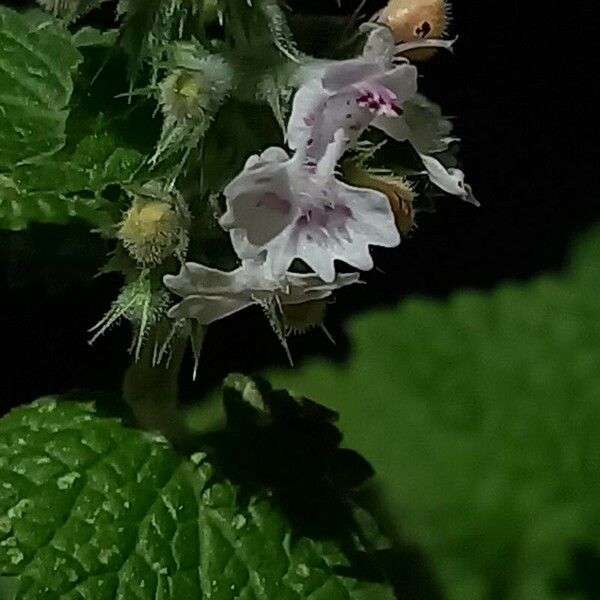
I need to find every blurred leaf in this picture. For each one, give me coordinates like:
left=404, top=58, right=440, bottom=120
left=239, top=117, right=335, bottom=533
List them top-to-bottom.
left=0, top=8, right=81, bottom=169
left=268, top=226, right=600, bottom=600
left=0, top=382, right=395, bottom=599
left=0, top=576, right=17, bottom=600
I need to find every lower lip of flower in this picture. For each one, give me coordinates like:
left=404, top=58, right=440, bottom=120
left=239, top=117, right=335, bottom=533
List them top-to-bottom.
left=296, top=204, right=354, bottom=243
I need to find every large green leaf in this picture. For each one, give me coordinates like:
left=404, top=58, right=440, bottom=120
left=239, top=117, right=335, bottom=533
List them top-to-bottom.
left=0, top=8, right=81, bottom=169
left=0, top=8, right=155, bottom=231
left=268, top=227, right=600, bottom=600
left=0, top=379, right=395, bottom=599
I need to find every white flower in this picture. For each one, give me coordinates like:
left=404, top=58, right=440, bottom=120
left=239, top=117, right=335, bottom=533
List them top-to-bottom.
left=288, top=25, right=475, bottom=203
left=288, top=26, right=418, bottom=162
left=220, top=130, right=400, bottom=283
left=163, top=259, right=360, bottom=324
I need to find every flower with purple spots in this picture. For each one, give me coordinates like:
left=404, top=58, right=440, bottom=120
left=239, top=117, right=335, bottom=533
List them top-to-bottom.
left=288, top=24, right=475, bottom=203
left=220, top=129, right=400, bottom=283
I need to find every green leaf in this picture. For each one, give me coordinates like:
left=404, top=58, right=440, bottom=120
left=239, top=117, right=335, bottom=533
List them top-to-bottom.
left=258, top=0, right=302, bottom=63
left=0, top=8, right=82, bottom=169
left=0, top=9, right=153, bottom=230
left=72, top=27, right=119, bottom=48
left=0, top=133, right=143, bottom=230
left=267, top=227, right=600, bottom=600
left=0, top=385, right=395, bottom=599
left=0, top=576, right=17, bottom=599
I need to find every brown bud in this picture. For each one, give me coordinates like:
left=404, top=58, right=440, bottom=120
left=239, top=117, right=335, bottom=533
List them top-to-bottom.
left=380, top=0, right=449, bottom=61
left=343, top=163, right=416, bottom=236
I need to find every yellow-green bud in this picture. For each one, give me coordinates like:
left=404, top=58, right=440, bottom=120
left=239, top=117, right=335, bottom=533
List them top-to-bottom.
left=160, top=70, right=206, bottom=122
left=118, top=189, right=189, bottom=266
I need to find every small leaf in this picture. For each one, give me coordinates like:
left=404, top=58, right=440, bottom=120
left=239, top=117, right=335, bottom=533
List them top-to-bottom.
left=258, top=0, right=302, bottom=62
left=72, top=27, right=119, bottom=48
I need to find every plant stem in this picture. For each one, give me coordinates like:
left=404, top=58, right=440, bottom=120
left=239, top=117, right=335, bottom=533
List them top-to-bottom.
left=122, top=330, right=189, bottom=441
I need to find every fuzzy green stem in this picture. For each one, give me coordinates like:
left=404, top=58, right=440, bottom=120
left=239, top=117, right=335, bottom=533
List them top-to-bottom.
left=122, top=332, right=188, bottom=441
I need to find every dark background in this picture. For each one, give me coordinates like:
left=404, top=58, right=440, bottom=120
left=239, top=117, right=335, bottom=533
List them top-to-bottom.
left=0, top=0, right=594, bottom=409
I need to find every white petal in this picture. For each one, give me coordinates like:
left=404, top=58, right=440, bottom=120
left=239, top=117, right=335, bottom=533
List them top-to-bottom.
left=361, top=24, right=396, bottom=64
left=395, top=38, right=456, bottom=55
left=322, top=58, right=383, bottom=91
left=295, top=61, right=331, bottom=85
left=380, top=63, right=418, bottom=104
left=286, top=80, right=326, bottom=151
left=305, top=90, right=372, bottom=162
left=372, top=113, right=412, bottom=142
left=316, top=128, right=348, bottom=180
left=243, top=146, right=289, bottom=170
left=260, top=146, right=290, bottom=163
left=243, top=153, right=262, bottom=170
left=418, top=153, right=477, bottom=203
left=221, top=156, right=298, bottom=247
left=223, top=159, right=289, bottom=201
left=336, top=181, right=400, bottom=248
left=221, top=189, right=296, bottom=247
left=262, top=226, right=299, bottom=280
left=229, top=230, right=265, bottom=262
left=298, top=241, right=338, bottom=283
left=335, top=241, right=374, bottom=272
left=163, top=263, right=238, bottom=298
left=284, top=272, right=361, bottom=304
left=168, top=295, right=253, bottom=324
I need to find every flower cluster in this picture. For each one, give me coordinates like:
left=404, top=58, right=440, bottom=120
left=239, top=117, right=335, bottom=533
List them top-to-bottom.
left=164, top=22, right=475, bottom=348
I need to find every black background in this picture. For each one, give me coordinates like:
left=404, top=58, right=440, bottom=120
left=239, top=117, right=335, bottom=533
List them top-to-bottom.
left=0, top=0, right=595, bottom=410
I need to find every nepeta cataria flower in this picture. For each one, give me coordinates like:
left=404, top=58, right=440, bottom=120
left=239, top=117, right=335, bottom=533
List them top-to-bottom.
left=288, top=25, right=475, bottom=203
left=288, top=26, right=418, bottom=163
left=220, top=130, right=400, bottom=283
left=163, top=259, right=359, bottom=324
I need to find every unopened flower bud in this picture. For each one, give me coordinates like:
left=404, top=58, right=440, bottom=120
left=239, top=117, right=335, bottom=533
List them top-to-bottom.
left=380, top=0, right=449, bottom=61
left=153, top=50, right=233, bottom=165
left=160, top=70, right=206, bottom=122
left=343, top=163, right=416, bottom=236
left=118, top=185, right=189, bottom=266
left=90, top=276, right=172, bottom=359
left=119, top=278, right=171, bottom=328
